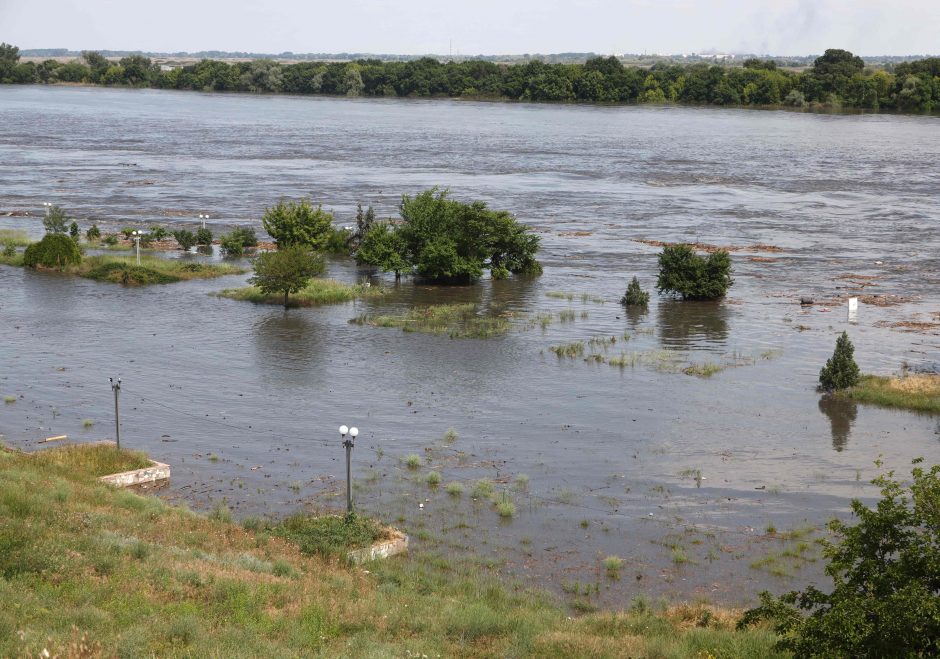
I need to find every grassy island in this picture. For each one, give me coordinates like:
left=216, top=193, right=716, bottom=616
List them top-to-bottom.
left=0, top=249, right=245, bottom=285
left=215, top=279, right=385, bottom=306
left=841, top=373, right=940, bottom=414
left=0, top=443, right=782, bottom=657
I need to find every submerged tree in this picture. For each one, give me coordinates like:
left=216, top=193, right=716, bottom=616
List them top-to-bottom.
left=357, top=188, right=541, bottom=283
left=262, top=199, right=333, bottom=251
left=656, top=244, right=733, bottom=300
left=249, top=245, right=324, bottom=308
left=620, top=276, right=650, bottom=306
left=819, top=331, right=861, bottom=391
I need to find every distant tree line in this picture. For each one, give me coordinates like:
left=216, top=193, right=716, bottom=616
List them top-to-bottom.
left=2, top=44, right=938, bottom=112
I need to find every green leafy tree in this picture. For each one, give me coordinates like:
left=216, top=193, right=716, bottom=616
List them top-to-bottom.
left=0, top=42, right=20, bottom=82
left=387, top=188, right=541, bottom=283
left=262, top=199, right=333, bottom=250
left=43, top=205, right=69, bottom=234
left=68, top=221, right=79, bottom=240
left=356, top=222, right=410, bottom=280
left=85, top=224, right=101, bottom=241
left=149, top=226, right=168, bottom=241
left=173, top=229, right=197, bottom=251
left=23, top=234, right=82, bottom=269
left=656, top=244, right=733, bottom=300
left=249, top=245, right=325, bottom=308
left=620, top=276, right=650, bottom=306
left=819, top=331, right=861, bottom=391
left=740, top=459, right=940, bottom=658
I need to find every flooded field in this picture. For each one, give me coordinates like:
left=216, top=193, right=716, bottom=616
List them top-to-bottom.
left=1, top=85, right=938, bottom=609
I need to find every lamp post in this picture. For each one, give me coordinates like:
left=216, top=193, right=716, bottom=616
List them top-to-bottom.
left=43, top=202, right=51, bottom=217
left=199, top=214, right=209, bottom=230
left=131, top=230, right=142, bottom=265
left=109, top=377, right=121, bottom=449
left=339, top=425, right=359, bottom=515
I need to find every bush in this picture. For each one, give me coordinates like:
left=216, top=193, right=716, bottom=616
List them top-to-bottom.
left=43, top=205, right=69, bottom=234
left=69, top=221, right=79, bottom=239
left=85, top=224, right=101, bottom=241
left=149, top=226, right=168, bottom=241
left=120, top=227, right=135, bottom=239
left=219, top=227, right=258, bottom=256
left=324, top=227, right=353, bottom=254
left=195, top=228, right=213, bottom=246
left=173, top=229, right=197, bottom=251
left=22, top=234, right=82, bottom=269
left=102, top=234, right=118, bottom=246
left=2, top=242, right=15, bottom=258
left=656, top=244, right=733, bottom=300
left=620, top=276, right=650, bottom=306
left=819, top=332, right=860, bottom=391
left=740, top=459, right=940, bottom=657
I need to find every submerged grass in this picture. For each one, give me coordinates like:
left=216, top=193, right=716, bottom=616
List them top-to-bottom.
left=0, top=229, right=31, bottom=246
left=3, top=253, right=246, bottom=285
left=68, top=255, right=242, bottom=285
left=218, top=278, right=384, bottom=306
left=352, top=303, right=511, bottom=339
left=842, top=373, right=940, bottom=414
left=0, top=446, right=784, bottom=657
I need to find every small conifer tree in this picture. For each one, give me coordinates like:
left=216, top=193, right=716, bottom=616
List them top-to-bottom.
left=620, top=276, right=650, bottom=306
left=819, top=331, right=861, bottom=391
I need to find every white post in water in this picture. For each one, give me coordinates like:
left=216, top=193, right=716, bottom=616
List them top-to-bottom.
left=43, top=202, right=51, bottom=216
left=199, top=214, right=209, bottom=229
left=132, top=230, right=142, bottom=265
left=847, top=297, right=859, bottom=324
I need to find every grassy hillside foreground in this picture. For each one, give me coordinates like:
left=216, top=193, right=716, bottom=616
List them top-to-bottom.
left=0, top=444, right=783, bottom=658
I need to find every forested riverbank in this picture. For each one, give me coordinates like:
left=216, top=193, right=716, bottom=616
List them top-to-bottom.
left=2, top=43, right=938, bottom=112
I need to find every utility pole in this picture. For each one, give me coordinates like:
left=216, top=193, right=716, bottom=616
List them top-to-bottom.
left=110, top=377, right=121, bottom=449
left=339, top=425, right=359, bottom=515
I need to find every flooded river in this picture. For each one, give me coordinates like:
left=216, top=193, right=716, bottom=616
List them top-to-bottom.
left=1, top=86, right=938, bottom=608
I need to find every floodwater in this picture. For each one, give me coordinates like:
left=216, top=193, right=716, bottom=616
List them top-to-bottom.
left=1, top=86, right=939, bottom=608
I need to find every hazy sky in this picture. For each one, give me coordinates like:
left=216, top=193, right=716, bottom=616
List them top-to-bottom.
left=1, top=0, right=936, bottom=55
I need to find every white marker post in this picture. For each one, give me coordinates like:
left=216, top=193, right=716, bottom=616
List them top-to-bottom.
left=847, top=297, right=859, bottom=324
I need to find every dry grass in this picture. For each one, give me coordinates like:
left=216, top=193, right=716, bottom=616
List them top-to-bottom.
left=843, top=374, right=940, bottom=414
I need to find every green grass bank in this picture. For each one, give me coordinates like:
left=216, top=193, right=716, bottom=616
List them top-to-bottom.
left=0, top=443, right=783, bottom=657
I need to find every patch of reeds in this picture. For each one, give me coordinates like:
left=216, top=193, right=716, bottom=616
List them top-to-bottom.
left=352, top=303, right=511, bottom=339
left=549, top=341, right=585, bottom=358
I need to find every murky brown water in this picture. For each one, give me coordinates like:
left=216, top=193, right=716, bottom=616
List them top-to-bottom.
left=1, top=86, right=939, bottom=608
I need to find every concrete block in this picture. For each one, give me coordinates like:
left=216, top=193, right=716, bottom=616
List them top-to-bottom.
left=347, top=530, right=409, bottom=564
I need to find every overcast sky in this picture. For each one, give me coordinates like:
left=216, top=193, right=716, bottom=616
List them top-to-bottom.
left=1, top=0, right=936, bottom=56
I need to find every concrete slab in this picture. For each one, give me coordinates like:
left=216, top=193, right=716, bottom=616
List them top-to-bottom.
left=99, top=461, right=170, bottom=488
left=347, top=530, right=409, bottom=564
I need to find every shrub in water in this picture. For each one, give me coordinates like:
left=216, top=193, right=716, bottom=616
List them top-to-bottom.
left=69, top=221, right=79, bottom=239
left=85, top=224, right=101, bottom=241
left=150, top=226, right=169, bottom=241
left=195, top=227, right=213, bottom=246
left=220, top=227, right=258, bottom=256
left=173, top=229, right=197, bottom=251
left=23, top=234, right=82, bottom=269
left=103, top=234, right=118, bottom=246
left=2, top=242, right=15, bottom=257
left=657, top=244, right=733, bottom=300
left=620, top=276, right=650, bottom=306
left=819, top=331, right=860, bottom=391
